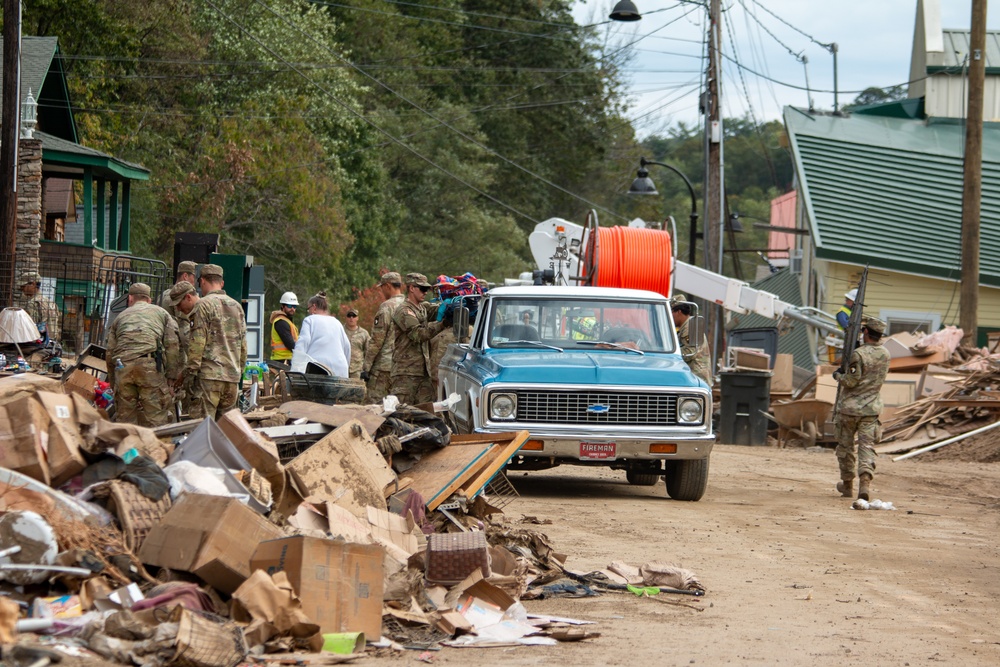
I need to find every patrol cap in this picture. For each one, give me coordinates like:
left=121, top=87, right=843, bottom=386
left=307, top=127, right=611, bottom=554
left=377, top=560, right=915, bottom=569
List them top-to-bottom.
left=177, top=260, right=197, bottom=275
left=200, top=264, right=224, bottom=279
left=20, top=271, right=41, bottom=285
left=379, top=271, right=402, bottom=286
left=405, top=272, right=432, bottom=287
left=168, top=281, right=196, bottom=306
left=128, top=283, right=151, bottom=297
left=671, top=293, right=688, bottom=303
left=346, top=308, right=358, bottom=317
left=864, top=317, right=886, bottom=335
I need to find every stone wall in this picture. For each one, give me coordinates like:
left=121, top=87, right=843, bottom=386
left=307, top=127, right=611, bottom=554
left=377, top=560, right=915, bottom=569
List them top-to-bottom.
left=15, top=139, right=43, bottom=281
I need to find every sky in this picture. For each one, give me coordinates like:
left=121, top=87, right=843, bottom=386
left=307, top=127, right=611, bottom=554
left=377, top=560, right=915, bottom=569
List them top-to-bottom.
left=572, top=0, right=1000, bottom=135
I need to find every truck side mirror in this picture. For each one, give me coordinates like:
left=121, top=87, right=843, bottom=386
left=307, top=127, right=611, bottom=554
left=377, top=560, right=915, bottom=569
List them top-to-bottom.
left=453, top=306, right=470, bottom=340
left=690, top=314, right=706, bottom=351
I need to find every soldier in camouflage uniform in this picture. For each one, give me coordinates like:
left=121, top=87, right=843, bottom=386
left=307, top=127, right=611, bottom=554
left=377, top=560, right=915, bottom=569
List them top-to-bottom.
left=159, top=261, right=197, bottom=353
left=181, top=264, right=247, bottom=420
left=19, top=272, right=61, bottom=343
left=361, top=272, right=404, bottom=403
left=390, top=273, right=445, bottom=405
left=166, top=281, right=199, bottom=414
left=107, top=283, right=181, bottom=427
left=671, top=294, right=713, bottom=386
left=344, top=309, right=370, bottom=380
left=834, top=317, right=890, bottom=501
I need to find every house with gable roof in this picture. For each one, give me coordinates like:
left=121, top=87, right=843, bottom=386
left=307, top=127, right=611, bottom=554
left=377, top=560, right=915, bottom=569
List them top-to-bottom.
left=775, top=0, right=1000, bottom=353
left=1, top=36, right=165, bottom=353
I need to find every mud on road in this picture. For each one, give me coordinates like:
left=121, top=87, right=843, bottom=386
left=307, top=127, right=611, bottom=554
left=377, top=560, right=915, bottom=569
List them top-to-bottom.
left=385, top=444, right=1000, bottom=667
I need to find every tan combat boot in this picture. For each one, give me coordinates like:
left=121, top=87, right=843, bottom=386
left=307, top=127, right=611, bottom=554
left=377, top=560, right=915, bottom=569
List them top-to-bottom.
left=858, top=473, right=872, bottom=501
left=836, top=479, right=853, bottom=497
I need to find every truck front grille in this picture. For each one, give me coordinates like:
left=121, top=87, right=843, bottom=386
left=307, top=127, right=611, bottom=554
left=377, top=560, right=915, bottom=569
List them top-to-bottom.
left=511, top=390, right=680, bottom=426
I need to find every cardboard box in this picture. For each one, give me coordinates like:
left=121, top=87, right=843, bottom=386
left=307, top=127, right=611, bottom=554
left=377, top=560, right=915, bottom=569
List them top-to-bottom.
left=728, top=347, right=770, bottom=370
left=770, top=353, right=794, bottom=394
left=63, top=369, right=99, bottom=401
left=35, top=391, right=87, bottom=485
left=0, top=396, right=51, bottom=484
left=138, top=494, right=284, bottom=593
left=250, top=536, right=384, bottom=638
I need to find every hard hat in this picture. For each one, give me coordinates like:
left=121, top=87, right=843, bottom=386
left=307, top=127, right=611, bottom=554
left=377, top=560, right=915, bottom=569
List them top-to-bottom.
left=845, top=288, right=858, bottom=301
left=280, top=291, right=299, bottom=307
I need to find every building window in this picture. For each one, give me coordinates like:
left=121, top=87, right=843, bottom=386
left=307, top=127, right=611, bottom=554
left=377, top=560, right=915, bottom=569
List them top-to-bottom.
left=879, top=309, right=940, bottom=336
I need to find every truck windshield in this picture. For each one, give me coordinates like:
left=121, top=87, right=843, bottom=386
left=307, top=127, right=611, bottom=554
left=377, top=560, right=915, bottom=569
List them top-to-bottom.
left=486, top=298, right=674, bottom=352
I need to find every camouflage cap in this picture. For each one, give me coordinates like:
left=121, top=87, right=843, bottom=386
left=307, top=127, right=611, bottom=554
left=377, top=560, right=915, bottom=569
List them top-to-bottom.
left=177, top=260, right=198, bottom=275
left=200, top=263, right=224, bottom=279
left=19, top=271, right=41, bottom=285
left=378, top=271, right=402, bottom=286
left=405, top=272, right=432, bottom=287
left=168, top=281, right=196, bottom=306
left=128, top=283, right=151, bottom=297
left=671, top=293, right=688, bottom=304
left=346, top=308, right=358, bottom=317
left=864, top=317, right=886, bottom=335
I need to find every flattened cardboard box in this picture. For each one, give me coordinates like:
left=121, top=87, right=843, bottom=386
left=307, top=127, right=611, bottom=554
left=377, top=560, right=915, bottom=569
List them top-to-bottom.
left=63, top=369, right=98, bottom=401
left=35, top=391, right=87, bottom=485
left=0, top=395, right=51, bottom=485
left=138, top=494, right=283, bottom=593
left=250, top=536, right=384, bottom=639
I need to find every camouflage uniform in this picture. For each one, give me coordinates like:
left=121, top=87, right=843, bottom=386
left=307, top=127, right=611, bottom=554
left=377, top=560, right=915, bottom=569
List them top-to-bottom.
left=160, top=283, right=194, bottom=357
left=390, top=284, right=444, bottom=405
left=185, top=285, right=247, bottom=421
left=24, top=293, right=61, bottom=342
left=363, top=293, right=405, bottom=402
left=107, top=298, right=181, bottom=427
left=677, top=317, right=713, bottom=387
left=346, top=326, right=371, bottom=380
left=429, top=326, right=456, bottom=388
left=835, top=336, right=890, bottom=484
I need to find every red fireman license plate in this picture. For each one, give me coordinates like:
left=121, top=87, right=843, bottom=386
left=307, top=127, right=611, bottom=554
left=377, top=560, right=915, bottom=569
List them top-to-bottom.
left=580, top=442, right=617, bottom=460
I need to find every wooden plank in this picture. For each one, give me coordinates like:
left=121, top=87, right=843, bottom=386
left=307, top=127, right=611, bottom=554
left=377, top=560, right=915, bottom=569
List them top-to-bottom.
left=930, top=399, right=1000, bottom=408
left=458, top=431, right=530, bottom=497
left=406, top=442, right=499, bottom=511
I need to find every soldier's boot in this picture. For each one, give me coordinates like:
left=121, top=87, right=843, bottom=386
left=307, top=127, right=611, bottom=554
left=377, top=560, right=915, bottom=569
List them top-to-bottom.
left=857, top=473, right=873, bottom=501
left=836, top=479, right=853, bottom=498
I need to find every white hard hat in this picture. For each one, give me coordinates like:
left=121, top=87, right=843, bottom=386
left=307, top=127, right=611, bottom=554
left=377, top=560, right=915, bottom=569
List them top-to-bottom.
left=845, top=288, right=857, bottom=301
left=280, top=291, right=299, bottom=306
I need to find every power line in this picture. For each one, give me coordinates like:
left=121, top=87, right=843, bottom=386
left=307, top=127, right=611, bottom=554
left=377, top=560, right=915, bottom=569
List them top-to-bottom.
left=747, top=0, right=832, bottom=50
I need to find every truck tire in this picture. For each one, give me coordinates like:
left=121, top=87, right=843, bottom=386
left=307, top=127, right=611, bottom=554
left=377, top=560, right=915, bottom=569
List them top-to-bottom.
left=664, top=458, right=709, bottom=501
left=626, top=470, right=660, bottom=486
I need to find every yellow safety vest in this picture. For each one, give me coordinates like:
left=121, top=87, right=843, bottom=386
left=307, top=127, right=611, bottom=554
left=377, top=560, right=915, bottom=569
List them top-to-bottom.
left=270, top=314, right=298, bottom=360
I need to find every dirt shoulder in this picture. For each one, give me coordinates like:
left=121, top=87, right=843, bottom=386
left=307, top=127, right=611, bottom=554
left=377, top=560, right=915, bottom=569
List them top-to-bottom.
left=372, top=444, right=1000, bottom=666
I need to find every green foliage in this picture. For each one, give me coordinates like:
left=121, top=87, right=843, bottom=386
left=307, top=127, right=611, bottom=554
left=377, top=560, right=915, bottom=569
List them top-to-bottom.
left=20, top=0, right=638, bottom=301
left=843, top=85, right=908, bottom=111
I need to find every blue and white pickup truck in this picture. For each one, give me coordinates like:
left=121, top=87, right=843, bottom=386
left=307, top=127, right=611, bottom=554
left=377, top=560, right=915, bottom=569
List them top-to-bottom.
left=438, top=285, right=714, bottom=500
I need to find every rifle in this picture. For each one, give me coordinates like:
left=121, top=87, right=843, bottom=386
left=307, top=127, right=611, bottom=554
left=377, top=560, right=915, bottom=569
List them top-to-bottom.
left=833, top=265, right=869, bottom=420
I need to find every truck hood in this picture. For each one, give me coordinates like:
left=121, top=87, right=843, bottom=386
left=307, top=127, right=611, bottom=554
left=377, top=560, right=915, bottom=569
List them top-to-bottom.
left=475, top=350, right=705, bottom=388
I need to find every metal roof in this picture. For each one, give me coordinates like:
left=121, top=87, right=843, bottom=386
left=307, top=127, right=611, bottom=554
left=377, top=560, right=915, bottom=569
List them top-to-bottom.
left=933, top=29, right=1000, bottom=73
left=783, top=106, right=1000, bottom=287
left=40, top=131, right=149, bottom=181
left=728, top=268, right=814, bottom=370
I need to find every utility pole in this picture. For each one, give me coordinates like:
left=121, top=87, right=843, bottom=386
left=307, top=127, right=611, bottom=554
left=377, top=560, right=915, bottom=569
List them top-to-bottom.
left=1, top=0, right=20, bottom=306
left=704, top=0, right=724, bottom=366
left=960, top=0, right=986, bottom=346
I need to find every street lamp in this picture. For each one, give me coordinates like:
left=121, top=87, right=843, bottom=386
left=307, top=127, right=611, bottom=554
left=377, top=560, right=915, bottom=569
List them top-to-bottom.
left=609, top=1, right=641, bottom=21
left=20, top=89, right=37, bottom=140
left=628, top=157, right=699, bottom=265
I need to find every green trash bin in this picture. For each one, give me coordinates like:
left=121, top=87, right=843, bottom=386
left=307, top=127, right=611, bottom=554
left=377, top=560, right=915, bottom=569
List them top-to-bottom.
left=719, top=370, right=772, bottom=445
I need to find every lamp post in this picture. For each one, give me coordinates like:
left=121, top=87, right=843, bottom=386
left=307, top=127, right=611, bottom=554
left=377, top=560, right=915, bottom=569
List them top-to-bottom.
left=628, top=157, right=699, bottom=265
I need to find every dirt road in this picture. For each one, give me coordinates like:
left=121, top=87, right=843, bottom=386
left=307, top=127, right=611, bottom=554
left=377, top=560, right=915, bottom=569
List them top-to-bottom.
left=392, top=443, right=1000, bottom=666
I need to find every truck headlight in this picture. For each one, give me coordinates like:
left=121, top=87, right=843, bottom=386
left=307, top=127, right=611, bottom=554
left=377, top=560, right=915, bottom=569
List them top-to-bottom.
left=490, top=393, right=517, bottom=420
left=678, top=397, right=703, bottom=424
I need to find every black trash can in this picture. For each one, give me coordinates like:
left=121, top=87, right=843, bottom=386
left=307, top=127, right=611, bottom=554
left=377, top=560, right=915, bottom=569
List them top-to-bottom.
left=719, top=370, right=772, bottom=445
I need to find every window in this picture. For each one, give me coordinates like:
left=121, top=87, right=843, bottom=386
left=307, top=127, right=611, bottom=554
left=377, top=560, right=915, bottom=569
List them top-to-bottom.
left=880, top=309, right=940, bottom=336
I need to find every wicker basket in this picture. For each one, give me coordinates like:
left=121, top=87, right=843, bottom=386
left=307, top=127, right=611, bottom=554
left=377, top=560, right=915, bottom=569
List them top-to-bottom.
left=103, top=480, right=172, bottom=552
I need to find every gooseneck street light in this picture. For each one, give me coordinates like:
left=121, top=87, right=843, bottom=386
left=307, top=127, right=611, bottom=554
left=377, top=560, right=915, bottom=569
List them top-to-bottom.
left=628, top=157, right=699, bottom=265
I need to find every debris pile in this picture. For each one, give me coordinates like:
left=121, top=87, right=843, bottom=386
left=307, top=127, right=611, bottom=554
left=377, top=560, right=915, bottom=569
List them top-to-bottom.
left=764, top=325, right=1000, bottom=460
left=0, top=369, right=707, bottom=665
